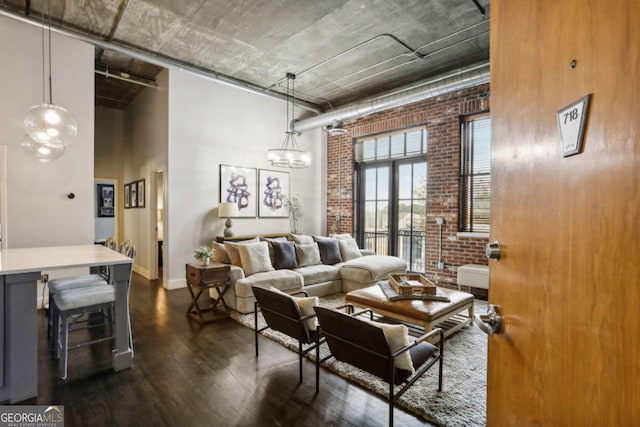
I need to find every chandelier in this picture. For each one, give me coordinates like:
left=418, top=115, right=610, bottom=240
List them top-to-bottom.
left=22, top=0, right=78, bottom=162
left=267, top=73, right=310, bottom=168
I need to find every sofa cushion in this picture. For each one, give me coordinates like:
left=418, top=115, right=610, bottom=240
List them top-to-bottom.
left=330, top=233, right=352, bottom=240
left=260, top=236, right=288, bottom=263
left=224, top=237, right=260, bottom=266
left=315, top=238, right=343, bottom=265
left=338, top=238, right=363, bottom=261
left=271, top=240, right=298, bottom=270
left=212, top=242, right=231, bottom=264
left=238, top=242, right=274, bottom=276
left=295, top=243, right=321, bottom=267
left=340, top=255, right=408, bottom=283
left=294, top=264, right=341, bottom=285
left=234, top=270, right=303, bottom=298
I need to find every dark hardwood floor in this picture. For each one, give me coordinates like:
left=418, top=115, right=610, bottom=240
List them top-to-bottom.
left=34, top=273, right=434, bottom=426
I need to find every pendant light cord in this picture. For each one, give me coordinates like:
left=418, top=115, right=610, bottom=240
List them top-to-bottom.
left=40, top=0, right=45, bottom=104
left=47, top=0, right=53, bottom=104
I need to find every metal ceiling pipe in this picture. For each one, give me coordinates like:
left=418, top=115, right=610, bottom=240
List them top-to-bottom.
left=0, top=7, right=321, bottom=114
left=294, top=62, right=490, bottom=133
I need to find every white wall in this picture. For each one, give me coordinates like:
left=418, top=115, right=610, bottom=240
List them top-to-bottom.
left=0, top=16, right=94, bottom=248
left=0, top=16, right=95, bottom=307
left=121, top=70, right=169, bottom=280
left=166, top=70, right=323, bottom=289
left=95, top=107, right=126, bottom=242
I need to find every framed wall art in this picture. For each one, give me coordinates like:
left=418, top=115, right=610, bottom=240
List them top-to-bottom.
left=219, top=165, right=257, bottom=217
left=258, top=169, right=289, bottom=218
left=137, top=179, right=145, bottom=208
left=130, top=181, right=138, bottom=208
left=124, top=183, right=130, bottom=209
left=97, top=184, right=115, bottom=217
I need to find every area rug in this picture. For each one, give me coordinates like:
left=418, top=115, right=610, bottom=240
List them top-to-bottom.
left=232, top=294, right=488, bottom=427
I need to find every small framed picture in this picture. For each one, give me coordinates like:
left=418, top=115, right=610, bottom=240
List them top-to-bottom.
left=258, top=169, right=289, bottom=218
left=137, top=179, right=145, bottom=208
left=131, top=181, right=138, bottom=208
left=97, top=184, right=115, bottom=217
left=124, top=184, right=130, bottom=209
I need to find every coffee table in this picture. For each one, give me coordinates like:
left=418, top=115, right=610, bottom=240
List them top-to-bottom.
left=345, top=283, right=475, bottom=338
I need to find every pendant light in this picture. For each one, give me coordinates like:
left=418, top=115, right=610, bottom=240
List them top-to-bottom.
left=22, top=0, right=77, bottom=153
left=267, top=73, right=311, bottom=168
left=20, top=135, right=65, bottom=163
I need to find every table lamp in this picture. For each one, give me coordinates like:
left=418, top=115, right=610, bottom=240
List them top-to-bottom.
left=218, top=202, right=240, bottom=237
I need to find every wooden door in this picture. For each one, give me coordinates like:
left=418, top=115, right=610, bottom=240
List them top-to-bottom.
left=488, top=0, right=640, bottom=424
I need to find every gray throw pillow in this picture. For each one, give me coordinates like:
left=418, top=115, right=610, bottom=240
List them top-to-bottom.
left=315, top=238, right=343, bottom=265
left=271, top=241, right=298, bottom=270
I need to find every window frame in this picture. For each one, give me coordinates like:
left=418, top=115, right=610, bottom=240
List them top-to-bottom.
left=458, top=112, right=491, bottom=233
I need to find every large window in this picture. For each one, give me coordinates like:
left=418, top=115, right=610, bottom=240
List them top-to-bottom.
left=459, top=114, right=491, bottom=233
left=355, top=127, right=427, bottom=272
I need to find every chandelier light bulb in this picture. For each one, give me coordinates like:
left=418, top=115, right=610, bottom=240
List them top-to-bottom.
left=21, top=134, right=65, bottom=163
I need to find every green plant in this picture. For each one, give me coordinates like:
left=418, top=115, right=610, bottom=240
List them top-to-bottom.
left=193, top=245, right=213, bottom=260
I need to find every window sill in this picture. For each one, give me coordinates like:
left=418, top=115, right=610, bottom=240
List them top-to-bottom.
left=457, top=232, right=490, bottom=239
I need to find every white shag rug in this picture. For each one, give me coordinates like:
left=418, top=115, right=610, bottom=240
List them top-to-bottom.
left=232, top=294, right=488, bottom=427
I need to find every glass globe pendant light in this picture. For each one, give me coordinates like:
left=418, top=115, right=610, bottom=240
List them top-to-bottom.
left=23, top=0, right=77, bottom=150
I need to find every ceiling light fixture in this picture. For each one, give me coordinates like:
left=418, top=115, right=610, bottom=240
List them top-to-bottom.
left=22, top=0, right=77, bottom=158
left=267, top=73, right=310, bottom=168
left=325, top=120, right=348, bottom=136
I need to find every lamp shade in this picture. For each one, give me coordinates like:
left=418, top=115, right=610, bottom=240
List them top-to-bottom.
left=218, top=202, right=239, bottom=218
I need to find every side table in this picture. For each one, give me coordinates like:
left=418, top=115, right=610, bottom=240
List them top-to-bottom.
left=185, top=262, right=231, bottom=324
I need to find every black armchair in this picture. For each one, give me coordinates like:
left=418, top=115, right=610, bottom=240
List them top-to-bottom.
left=252, top=286, right=322, bottom=391
left=314, top=305, right=443, bottom=427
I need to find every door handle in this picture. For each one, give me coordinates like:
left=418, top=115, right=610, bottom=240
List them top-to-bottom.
left=485, top=241, right=501, bottom=261
left=474, top=304, right=502, bottom=336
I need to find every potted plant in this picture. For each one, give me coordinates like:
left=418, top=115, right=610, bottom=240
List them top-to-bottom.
left=285, top=194, right=302, bottom=233
left=193, top=245, right=213, bottom=266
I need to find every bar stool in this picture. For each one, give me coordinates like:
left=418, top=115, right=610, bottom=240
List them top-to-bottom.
left=46, top=236, right=118, bottom=346
left=52, top=243, right=135, bottom=379
left=54, top=285, right=116, bottom=379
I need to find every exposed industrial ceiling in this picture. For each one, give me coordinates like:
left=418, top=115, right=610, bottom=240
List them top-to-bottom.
left=0, top=0, right=490, bottom=112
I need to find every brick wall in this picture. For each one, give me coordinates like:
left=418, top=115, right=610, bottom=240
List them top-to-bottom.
left=326, top=83, right=490, bottom=299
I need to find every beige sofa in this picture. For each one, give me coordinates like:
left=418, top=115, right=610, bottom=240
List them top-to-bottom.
left=210, top=233, right=407, bottom=313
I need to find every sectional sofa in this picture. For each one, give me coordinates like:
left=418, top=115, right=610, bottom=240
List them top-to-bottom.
left=210, top=233, right=407, bottom=313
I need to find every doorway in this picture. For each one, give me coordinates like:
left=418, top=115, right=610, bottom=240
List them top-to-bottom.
left=356, top=158, right=427, bottom=272
left=154, top=170, right=164, bottom=281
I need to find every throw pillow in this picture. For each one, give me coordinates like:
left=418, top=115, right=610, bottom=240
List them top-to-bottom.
left=330, top=233, right=353, bottom=240
left=290, top=234, right=314, bottom=245
left=260, top=236, right=288, bottom=264
left=224, top=237, right=260, bottom=267
left=315, top=238, right=343, bottom=265
left=338, top=238, right=363, bottom=261
left=270, top=240, right=299, bottom=270
left=212, top=242, right=231, bottom=264
left=237, top=242, right=274, bottom=276
left=295, top=243, right=322, bottom=267
left=269, top=286, right=319, bottom=331
left=369, top=320, right=414, bottom=373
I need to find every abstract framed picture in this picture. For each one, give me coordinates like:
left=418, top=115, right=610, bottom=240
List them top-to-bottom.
left=219, top=165, right=257, bottom=217
left=258, top=169, right=289, bottom=218
left=137, top=179, right=145, bottom=208
left=97, top=184, right=115, bottom=217
left=124, top=184, right=130, bottom=209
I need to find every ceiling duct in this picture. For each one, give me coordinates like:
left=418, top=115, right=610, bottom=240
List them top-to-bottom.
left=295, top=62, right=490, bottom=133
left=325, top=120, right=348, bottom=136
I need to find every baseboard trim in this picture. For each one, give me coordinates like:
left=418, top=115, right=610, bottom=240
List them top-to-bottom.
left=165, top=278, right=186, bottom=290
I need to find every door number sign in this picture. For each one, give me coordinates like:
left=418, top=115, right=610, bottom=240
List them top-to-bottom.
left=557, top=94, right=591, bottom=157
